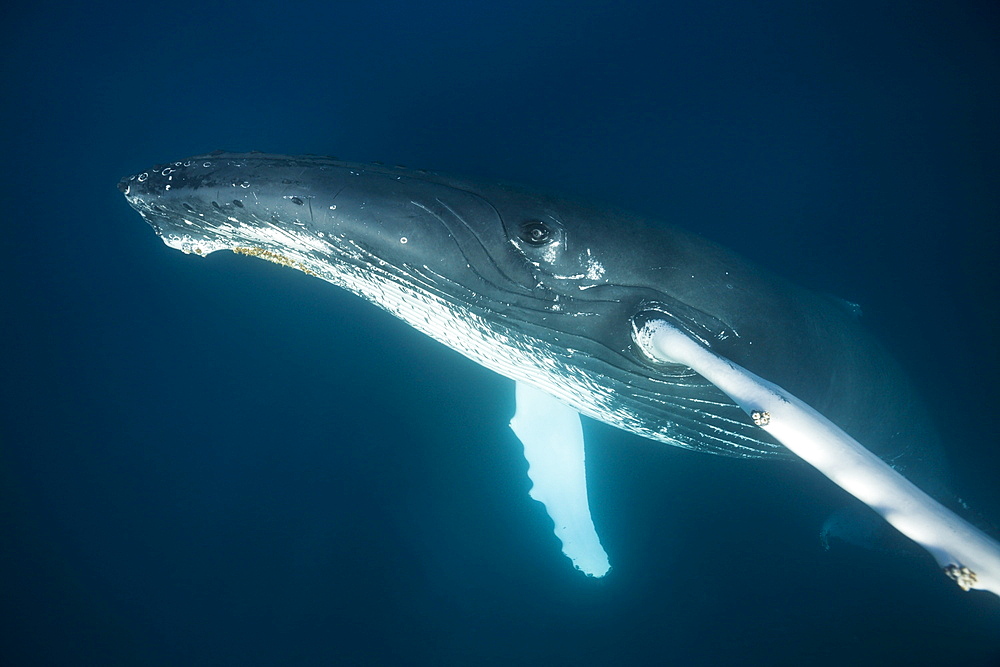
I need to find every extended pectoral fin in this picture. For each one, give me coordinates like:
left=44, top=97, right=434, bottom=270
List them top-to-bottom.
left=633, top=316, right=1000, bottom=596
left=509, top=381, right=611, bottom=577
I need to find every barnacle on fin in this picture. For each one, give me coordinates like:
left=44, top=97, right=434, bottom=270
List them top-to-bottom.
left=943, top=564, right=978, bottom=591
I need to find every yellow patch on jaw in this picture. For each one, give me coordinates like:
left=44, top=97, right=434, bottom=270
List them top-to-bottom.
left=232, top=246, right=319, bottom=277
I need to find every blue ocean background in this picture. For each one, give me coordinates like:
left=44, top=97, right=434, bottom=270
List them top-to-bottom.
left=2, top=1, right=998, bottom=665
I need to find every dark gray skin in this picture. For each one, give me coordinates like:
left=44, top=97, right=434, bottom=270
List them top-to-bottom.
left=118, top=152, right=946, bottom=499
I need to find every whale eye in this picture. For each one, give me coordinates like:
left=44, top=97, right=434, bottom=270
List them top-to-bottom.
left=520, top=221, right=553, bottom=246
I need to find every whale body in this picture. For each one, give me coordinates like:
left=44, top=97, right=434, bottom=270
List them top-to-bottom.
left=120, top=152, right=974, bottom=586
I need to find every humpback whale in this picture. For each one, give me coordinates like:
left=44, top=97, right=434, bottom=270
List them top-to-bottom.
left=119, top=151, right=1000, bottom=595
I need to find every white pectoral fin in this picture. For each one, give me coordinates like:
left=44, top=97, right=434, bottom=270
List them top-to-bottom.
left=635, top=317, right=1000, bottom=597
left=509, top=381, right=611, bottom=577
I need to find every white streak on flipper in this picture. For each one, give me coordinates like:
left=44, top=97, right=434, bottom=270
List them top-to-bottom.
left=510, top=381, right=611, bottom=577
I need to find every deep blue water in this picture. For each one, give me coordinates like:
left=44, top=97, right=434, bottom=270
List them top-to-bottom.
left=2, top=1, right=998, bottom=665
